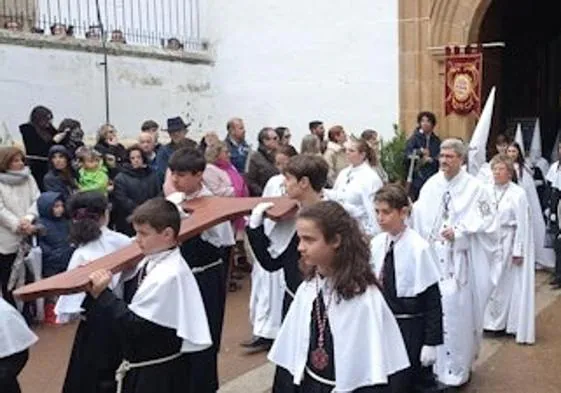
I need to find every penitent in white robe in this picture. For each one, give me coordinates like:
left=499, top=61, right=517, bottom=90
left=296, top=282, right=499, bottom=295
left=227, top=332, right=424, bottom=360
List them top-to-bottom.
left=324, top=161, right=383, bottom=237
left=478, top=162, right=554, bottom=268
left=515, top=164, right=554, bottom=268
left=412, top=169, right=496, bottom=387
left=248, top=174, right=287, bottom=339
left=483, top=182, right=535, bottom=344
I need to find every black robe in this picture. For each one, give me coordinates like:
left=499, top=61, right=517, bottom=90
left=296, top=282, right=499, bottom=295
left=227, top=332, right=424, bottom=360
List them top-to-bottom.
left=246, top=225, right=301, bottom=318
left=180, top=235, right=227, bottom=393
left=380, top=247, right=443, bottom=393
left=87, top=289, right=192, bottom=393
left=274, top=294, right=389, bottom=393
left=62, top=295, right=123, bottom=393
left=0, top=350, right=29, bottom=393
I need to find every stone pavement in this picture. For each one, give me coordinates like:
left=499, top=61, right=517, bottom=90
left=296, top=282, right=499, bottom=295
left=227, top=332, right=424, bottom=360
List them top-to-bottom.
left=19, top=271, right=561, bottom=393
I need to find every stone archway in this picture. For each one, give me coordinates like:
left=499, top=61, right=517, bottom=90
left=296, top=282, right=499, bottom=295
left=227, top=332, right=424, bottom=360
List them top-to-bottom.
left=399, top=0, right=493, bottom=139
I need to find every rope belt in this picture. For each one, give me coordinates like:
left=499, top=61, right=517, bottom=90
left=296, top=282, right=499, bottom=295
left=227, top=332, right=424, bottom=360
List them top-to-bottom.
left=191, top=259, right=223, bottom=275
left=285, top=286, right=296, bottom=299
left=394, top=313, right=423, bottom=320
left=115, top=352, right=183, bottom=393
left=305, top=366, right=336, bottom=387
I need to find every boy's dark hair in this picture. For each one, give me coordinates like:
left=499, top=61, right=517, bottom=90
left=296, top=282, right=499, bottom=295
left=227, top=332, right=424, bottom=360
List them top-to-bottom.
left=416, top=111, right=437, bottom=126
left=141, top=120, right=159, bottom=131
left=309, top=121, right=323, bottom=131
left=275, top=126, right=289, bottom=139
left=168, top=147, right=206, bottom=173
left=284, top=154, right=328, bottom=192
left=374, top=184, right=410, bottom=210
left=68, top=191, right=108, bottom=245
left=129, top=198, right=181, bottom=238
left=299, top=201, right=379, bottom=301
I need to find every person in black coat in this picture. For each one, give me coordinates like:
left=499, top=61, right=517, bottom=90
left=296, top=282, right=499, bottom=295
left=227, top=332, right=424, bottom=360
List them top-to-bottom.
left=19, top=106, right=58, bottom=190
left=404, top=112, right=441, bottom=201
left=56, top=118, right=85, bottom=159
left=94, top=124, right=128, bottom=179
left=43, top=145, right=78, bottom=201
left=112, top=145, right=161, bottom=236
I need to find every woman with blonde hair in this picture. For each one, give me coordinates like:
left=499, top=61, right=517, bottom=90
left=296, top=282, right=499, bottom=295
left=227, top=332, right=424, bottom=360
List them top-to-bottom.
left=94, top=123, right=127, bottom=171
left=300, top=134, right=322, bottom=155
left=324, top=137, right=383, bottom=238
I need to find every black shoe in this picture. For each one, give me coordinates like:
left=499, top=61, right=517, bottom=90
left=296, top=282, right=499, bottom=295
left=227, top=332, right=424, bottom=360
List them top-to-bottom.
left=550, top=278, right=561, bottom=286
left=552, top=282, right=561, bottom=290
left=240, top=336, right=273, bottom=353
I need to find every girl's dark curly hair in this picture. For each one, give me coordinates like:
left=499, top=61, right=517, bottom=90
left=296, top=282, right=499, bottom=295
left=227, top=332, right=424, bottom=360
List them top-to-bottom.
left=68, top=191, right=108, bottom=245
left=298, top=200, right=379, bottom=301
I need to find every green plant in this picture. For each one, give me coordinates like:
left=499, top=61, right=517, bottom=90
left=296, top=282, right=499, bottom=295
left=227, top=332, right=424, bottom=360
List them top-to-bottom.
left=380, top=124, right=408, bottom=183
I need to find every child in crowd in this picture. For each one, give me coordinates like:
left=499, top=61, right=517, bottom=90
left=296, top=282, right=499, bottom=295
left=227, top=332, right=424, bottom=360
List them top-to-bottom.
left=77, top=148, right=110, bottom=195
left=36, top=191, right=75, bottom=324
left=55, top=191, right=132, bottom=393
left=86, top=198, right=212, bottom=393
left=268, top=201, right=409, bottom=392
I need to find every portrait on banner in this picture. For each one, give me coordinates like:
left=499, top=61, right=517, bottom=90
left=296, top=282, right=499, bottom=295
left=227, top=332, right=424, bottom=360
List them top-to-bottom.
left=444, top=47, right=483, bottom=116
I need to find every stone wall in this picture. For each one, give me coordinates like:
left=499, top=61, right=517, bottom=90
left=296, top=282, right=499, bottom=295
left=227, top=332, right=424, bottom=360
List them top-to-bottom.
left=399, top=0, right=492, bottom=139
left=0, top=29, right=213, bottom=143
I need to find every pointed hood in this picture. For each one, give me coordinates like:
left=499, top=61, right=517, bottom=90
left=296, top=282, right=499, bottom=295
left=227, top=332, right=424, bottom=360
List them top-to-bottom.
left=468, top=87, right=495, bottom=175
left=529, top=119, right=542, bottom=163
left=514, top=123, right=525, bottom=156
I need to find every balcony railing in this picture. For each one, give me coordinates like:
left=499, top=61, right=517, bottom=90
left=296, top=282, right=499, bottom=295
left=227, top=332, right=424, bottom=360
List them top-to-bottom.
left=1, top=0, right=205, bottom=51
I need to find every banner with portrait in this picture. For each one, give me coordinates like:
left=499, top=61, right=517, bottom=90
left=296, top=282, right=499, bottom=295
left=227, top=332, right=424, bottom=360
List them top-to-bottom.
left=444, top=46, right=483, bottom=116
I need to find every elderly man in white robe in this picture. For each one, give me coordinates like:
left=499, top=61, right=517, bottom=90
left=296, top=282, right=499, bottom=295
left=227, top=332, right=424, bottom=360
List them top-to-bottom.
left=412, top=138, right=496, bottom=388
left=483, top=154, right=535, bottom=345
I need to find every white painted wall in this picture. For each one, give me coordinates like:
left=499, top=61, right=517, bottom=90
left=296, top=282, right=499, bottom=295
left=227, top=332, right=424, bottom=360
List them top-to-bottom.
left=207, top=0, right=399, bottom=147
left=0, top=44, right=214, bottom=144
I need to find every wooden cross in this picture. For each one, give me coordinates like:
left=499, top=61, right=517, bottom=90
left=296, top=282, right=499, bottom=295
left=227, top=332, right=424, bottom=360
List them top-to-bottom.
left=14, top=196, right=298, bottom=301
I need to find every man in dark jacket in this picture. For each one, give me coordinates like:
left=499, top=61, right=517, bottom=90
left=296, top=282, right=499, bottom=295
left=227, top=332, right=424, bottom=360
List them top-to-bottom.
left=405, top=111, right=441, bottom=201
left=155, top=116, right=197, bottom=183
left=225, top=117, right=251, bottom=174
left=245, top=127, right=279, bottom=196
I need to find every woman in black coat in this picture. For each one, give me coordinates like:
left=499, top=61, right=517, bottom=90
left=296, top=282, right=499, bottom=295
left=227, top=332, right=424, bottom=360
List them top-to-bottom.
left=19, top=106, right=58, bottom=190
left=43, top=145, right=78, bottom=200
left=112, top=145, right=161, bottom=235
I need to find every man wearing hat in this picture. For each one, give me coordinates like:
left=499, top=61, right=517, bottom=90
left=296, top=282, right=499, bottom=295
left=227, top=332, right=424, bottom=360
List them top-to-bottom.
left=155, top=116, right=197, bottom=183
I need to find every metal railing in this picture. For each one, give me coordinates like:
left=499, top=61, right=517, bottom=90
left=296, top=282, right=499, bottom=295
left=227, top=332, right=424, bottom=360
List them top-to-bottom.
left=1, top=0, right=204, bottom=51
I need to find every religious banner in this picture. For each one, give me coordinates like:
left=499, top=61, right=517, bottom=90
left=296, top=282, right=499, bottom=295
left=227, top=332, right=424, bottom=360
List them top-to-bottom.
left=444, top=46, right=483, bottom=116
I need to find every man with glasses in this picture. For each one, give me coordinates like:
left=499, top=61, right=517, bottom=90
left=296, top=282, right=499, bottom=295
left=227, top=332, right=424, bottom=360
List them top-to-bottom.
left=245, top=127, right=280, bottom=196
left=411, top=138, right=496, bottom=390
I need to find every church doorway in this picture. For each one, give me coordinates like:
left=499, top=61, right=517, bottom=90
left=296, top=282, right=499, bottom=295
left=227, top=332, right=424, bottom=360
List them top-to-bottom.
left=478, top=0, right=561, bottom=159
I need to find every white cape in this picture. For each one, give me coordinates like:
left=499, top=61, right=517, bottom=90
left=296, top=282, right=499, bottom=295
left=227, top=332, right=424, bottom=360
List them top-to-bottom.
left=324, top=161, right=382, bottom=237
left=546, top=161, right=561, bottom=191
left=248, top=173, right=289, bottom=339
left=483, top=183, right=535, bottom=344
left=55, top=227, right=132, bottom=322
left=370, top=227, right=440, bottom=297
left=128, top=248, right=213, bottom=352
left=268, top=278, right=409, bottom=391
left=0, top=297, right=38, bottom=358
